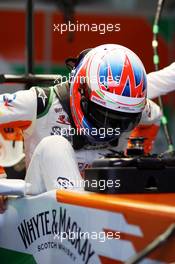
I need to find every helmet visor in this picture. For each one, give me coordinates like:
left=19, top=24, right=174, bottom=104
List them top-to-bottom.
left=86, top=101, right=142, bottom=132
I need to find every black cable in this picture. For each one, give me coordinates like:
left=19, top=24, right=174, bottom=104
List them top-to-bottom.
left=25, top=0, right=34, bottom=90
left=26, top=0, right=34, bottom=75
left=57, top=0, right=78, bottom=42
left=152, top=0, right=174, bottom=152
left=125, top=223, right=175, bottom=264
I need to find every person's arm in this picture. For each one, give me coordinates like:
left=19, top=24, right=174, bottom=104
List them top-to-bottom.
left=147, top=62, right=175, bottom=99
left=0, top=88, right=37, bottom=132
left=0, top=88, right=37, bottom=213
left=128, top=99, right=162, bottom=153
left=139, top=99, right=162, bottom=126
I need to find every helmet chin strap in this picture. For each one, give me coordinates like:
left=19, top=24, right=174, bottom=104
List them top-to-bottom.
left=54, top=83, right=88, bottom=150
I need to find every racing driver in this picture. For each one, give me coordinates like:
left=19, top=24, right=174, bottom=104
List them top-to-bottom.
left=0, top=44, right=165, bottom=211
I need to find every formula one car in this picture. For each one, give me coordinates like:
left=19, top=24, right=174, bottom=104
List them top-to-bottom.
left=0, top=0, right=175, bottom=264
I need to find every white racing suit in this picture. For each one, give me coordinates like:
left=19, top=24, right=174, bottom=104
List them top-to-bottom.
left=3, top=59, right=175, bottom=195
left=1, top=63, right=175, bottom=194
left=0, top=81, right=162, bottom=194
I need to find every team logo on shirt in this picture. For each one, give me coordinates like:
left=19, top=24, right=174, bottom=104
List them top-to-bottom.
left=37, top=88, right=47, bottom=107
left=0, top=94, right=16, bottom=115
left=0, top=94, right=16, bottom=107
left=54, top=107, right=63, bottom=113
left=56, top=114, right=70, bottom=125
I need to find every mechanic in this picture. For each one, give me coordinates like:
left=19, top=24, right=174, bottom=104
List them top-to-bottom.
left=0, top=44, right=164, bottom=209
left=129, top=61, right=175, bottom=150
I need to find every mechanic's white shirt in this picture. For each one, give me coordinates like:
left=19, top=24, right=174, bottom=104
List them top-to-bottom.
left=147, top=62, right=175, bottom=99
left=0, top=86, right=161, bottom=173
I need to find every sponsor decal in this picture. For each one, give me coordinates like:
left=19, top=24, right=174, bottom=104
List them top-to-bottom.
left=37, top=88, right=47, bottom=107
left=0, top=94, right=16, bottom=107
left=91, top=96, right=106, bottom=106
left=54, top=107, right=63, bottom=113
left=56, top=114, right=70, bottom=125
left=50, top=126, right=62, bottom=136
left=50, top=126, right=70, bottom=140
left=57, top=177, right=74, bottom=189
left=17, top=207, right=95, bottom=264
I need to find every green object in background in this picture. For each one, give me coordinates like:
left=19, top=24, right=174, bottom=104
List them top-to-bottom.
left=149, top=17, right=175, bottom=43
left=159, top=18, right=175, bottom=43
left=11, top=63, right=70, bottom=88
left=12, top=64, right=70, bottom=77
left=0, top=247, right=37, bottom=264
